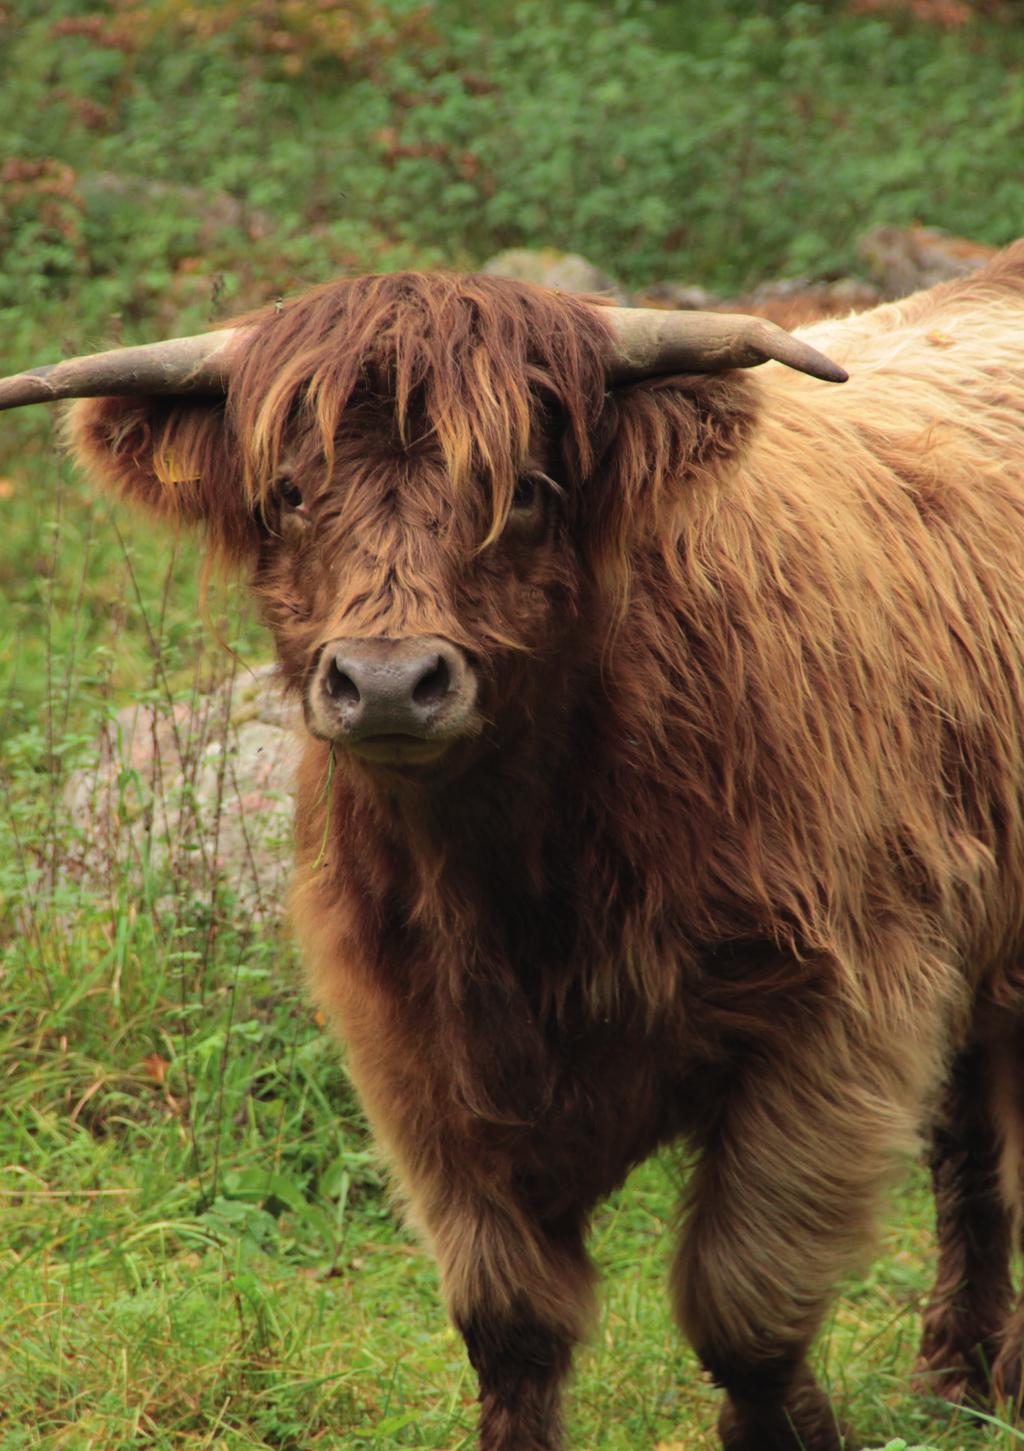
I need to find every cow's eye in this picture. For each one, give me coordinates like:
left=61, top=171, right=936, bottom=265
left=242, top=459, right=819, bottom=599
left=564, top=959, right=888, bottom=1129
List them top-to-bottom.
left=500, top=470, right=560, bottom=543
left=506, top=471, right=555, bottom=537
left=512, top=474, right=538, bottom=511
left=277, top=477, right=306, bottom=513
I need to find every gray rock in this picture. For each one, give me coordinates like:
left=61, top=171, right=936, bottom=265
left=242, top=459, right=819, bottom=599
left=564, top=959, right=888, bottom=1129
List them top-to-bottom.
left=80, top=172, right=275, bottom=246
left=858, top=226, right=998, bottom=299
left=482, top=248, right=629, bottom=303
left=729, top=276, right=883, bottom=329
left=630, top=281, right=722, bottom=311
left=62, top=664, right=299, bottom=921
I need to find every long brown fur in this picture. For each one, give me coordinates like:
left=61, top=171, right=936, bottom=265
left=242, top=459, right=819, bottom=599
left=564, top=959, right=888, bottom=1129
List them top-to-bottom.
left=66, top=245, right=1024, bottom=1450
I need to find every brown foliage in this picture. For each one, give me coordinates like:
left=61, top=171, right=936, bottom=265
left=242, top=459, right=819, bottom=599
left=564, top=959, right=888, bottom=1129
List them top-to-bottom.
left=152, top=0, right=435, bottom=78
left=849, top=0, right=1016, bottom=22
left=49, top=14, right=140, bottom=52
left=0, top=159, right=85, bottom=252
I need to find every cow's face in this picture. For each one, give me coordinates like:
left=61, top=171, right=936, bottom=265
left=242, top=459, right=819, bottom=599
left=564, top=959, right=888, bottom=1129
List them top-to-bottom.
left=67, top=274, right=754, bottom=781
left=67, top=274, right=631, bottom=779
left=250, top=397, right=590, bottom=774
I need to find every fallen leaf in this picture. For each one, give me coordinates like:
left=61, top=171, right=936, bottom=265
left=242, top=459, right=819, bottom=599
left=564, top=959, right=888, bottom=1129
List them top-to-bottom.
left=0, top=478, right=14, bottom=499
left=142, top=1052, right=169, bottom=1084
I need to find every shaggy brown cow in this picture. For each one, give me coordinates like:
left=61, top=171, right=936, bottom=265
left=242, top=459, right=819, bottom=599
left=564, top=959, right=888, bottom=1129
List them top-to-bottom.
left=5, top=246, right=1024, bottom=1451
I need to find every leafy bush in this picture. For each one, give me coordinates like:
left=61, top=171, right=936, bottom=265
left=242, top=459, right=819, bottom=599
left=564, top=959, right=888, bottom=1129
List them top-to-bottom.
left=1, top=0, right=1023, bottom=351
left=0, top=159, right=88, bottom=306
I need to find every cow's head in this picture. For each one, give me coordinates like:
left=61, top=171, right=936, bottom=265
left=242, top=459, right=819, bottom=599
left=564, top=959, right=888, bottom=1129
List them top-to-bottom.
left=0, top=274, right=845, bottom=778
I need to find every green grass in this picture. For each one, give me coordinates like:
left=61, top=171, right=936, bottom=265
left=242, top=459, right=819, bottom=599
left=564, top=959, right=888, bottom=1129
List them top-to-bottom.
left=0, top=923, right=1017, bottom=1451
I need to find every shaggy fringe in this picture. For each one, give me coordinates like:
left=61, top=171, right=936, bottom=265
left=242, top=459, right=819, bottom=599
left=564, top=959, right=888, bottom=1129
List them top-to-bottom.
left=227, top=272, right=612, bottom=542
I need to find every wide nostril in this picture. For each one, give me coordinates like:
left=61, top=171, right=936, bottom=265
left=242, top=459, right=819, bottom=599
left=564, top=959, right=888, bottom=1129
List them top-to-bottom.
left=311, top=636, right=474, bottom=743
left=412, top=654, right=450, bottom=709
left=325, top=656, right=361, bottom=706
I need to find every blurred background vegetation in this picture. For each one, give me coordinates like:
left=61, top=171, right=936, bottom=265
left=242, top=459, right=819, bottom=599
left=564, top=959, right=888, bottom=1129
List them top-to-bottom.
left=3, top=0, right=1024, bottom=353
left=1, top=2, right=1024, bottom=1446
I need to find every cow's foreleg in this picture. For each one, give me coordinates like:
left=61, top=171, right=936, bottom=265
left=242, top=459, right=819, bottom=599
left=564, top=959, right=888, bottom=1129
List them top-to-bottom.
left=308, top=963, right=593, bottom=1451
left=672, top=1016, right=925, bottom=1451
left=916, top=1040, right=1013, bottom=1407
left=446, top=1214, right=594, bottom=1451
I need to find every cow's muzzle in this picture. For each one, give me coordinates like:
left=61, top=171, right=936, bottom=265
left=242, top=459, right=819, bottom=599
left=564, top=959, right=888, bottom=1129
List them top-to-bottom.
left=305, top=636, right=479, bottom=764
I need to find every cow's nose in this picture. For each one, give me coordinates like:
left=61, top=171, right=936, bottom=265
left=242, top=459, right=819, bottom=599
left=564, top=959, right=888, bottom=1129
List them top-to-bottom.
left=308, top=636, right=476, bottom=745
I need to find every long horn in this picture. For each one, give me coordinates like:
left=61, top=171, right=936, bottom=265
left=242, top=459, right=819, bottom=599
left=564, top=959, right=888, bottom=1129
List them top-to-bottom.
left=0, top=304, right=847, bottom=413
left=605, top=308, right=848, bottom=384
left=0, top=328, right=248, bottom=413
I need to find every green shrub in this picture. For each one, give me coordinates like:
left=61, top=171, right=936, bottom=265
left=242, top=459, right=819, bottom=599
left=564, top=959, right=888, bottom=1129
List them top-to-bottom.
left=1, top=0, right=1023, bottom=349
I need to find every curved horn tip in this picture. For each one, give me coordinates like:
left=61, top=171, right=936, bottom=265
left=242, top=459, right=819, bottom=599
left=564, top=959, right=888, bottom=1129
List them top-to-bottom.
left=602, top=306, right=849, bottom=385
left=751, top=318, right=849, bottom=384
left=798, top=351, right=849, bottom=385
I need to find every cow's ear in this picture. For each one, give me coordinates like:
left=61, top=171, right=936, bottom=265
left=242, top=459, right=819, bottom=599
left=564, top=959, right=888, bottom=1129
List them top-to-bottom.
left=592, top=373, right=755, bottom=537
left=65, top=394, right=261, bottom=562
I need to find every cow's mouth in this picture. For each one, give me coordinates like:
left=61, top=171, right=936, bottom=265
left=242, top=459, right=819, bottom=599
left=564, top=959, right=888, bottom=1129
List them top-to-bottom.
left=346, top=734, right=453, bottom=767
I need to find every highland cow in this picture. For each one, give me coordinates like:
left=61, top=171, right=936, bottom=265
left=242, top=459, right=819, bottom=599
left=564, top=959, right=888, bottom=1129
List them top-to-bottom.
left=5, top=247, right=1024, bottom=1450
